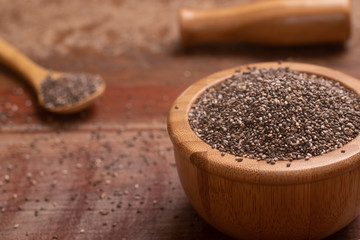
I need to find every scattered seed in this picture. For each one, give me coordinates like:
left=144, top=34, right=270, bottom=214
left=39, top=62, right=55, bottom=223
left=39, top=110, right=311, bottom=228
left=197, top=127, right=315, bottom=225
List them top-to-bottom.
left=25, top=100, right=32, bottom=107
left=4, top=175, right=10, bottom=182
left=100, top=192, right=106, bottom=199
left=99, top=210, right=109, bottom=216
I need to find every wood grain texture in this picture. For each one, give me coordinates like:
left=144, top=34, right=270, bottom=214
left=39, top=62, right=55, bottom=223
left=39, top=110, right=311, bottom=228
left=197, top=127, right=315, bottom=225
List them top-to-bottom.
left=0, top=0, right=359, bottom=239
left=180, top=0, right=351, bottom=46
left=167, top=62, right=360, bottom=240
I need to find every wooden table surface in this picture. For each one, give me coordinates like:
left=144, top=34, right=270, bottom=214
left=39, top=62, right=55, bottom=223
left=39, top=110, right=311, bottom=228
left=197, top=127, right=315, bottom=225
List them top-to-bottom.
left=0, top=0, right=360, bottom=239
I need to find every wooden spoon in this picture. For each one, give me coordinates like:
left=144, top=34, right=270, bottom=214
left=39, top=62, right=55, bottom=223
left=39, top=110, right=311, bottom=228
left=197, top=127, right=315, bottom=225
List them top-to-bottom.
left=179, top=0, right=351, bottom=47
left=0, top=37, right=106, bottom=114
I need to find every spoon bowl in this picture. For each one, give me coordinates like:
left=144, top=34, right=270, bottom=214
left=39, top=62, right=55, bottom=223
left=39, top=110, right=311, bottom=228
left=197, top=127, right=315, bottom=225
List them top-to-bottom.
left=37, top=72, right=106, bottom=114
left=39, top=81, right=105, bottom=114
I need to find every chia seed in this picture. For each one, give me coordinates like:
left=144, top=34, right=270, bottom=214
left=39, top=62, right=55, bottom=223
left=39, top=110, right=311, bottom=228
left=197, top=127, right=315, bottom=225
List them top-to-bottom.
left=189, top=66, right=360, bottom=162
left=40, top=73, right=103, bottom=108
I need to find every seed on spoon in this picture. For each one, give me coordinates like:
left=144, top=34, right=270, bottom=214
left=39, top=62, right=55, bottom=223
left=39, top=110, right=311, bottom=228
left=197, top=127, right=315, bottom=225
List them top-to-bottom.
left=0, top=38, right=106, bottom=114
left=40, top=73, right=103, bottom=108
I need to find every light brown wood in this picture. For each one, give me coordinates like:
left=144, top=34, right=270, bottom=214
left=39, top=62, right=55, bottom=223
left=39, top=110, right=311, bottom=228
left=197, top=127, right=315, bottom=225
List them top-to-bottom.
left=179, top=0, right=351, bottom=47
left=0, top=37, right=105, bottom=114
left=167, top=62, right=360, bottom=240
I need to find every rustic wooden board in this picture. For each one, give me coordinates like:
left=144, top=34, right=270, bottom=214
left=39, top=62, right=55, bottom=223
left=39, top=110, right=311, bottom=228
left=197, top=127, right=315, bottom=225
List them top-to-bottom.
left=0, top=0, right=360, bottom=239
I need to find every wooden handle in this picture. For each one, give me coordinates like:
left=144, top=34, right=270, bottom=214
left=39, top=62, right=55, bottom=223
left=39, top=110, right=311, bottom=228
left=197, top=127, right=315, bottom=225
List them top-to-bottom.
left=179, top=0, right=351, bottom=47
left=0, top=37, right=47, bottom=89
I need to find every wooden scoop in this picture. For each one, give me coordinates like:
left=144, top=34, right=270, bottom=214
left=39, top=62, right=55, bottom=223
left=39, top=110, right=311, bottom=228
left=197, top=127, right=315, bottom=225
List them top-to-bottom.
left=179, top=0, right=351, bottom=47
left=0, top=37, right=105, bottom=114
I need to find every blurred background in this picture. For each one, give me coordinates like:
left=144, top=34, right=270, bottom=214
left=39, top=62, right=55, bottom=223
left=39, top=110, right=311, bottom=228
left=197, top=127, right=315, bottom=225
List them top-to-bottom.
left=0, top=0, right=359, bottom=239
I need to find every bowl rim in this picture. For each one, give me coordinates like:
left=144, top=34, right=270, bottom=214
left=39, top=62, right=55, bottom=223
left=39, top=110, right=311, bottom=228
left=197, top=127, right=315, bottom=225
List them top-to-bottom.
left=167, top=62, right=360, bottom=185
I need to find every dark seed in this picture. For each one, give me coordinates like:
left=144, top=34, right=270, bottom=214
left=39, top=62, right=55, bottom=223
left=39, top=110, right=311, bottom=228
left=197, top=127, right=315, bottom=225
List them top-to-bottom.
left=189, top=67, right=360, bottom=162
left=41, top=73, right=103, bottom=108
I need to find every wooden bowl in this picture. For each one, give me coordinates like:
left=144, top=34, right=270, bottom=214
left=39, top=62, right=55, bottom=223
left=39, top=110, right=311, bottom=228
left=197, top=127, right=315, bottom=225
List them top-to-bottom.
left=167, top=62, right=360, bottom=240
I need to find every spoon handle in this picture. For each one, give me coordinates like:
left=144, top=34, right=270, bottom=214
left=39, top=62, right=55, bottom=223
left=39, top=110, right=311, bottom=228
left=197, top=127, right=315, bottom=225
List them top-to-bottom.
left=179, top=0, right=351, bottom=47
left=0, top=37, right=48, bottom=89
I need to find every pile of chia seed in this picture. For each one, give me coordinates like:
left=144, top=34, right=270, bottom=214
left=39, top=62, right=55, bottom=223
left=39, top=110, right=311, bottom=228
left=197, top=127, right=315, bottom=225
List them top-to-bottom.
left=188, top=66, right=360, bottom=163
left=40, top=73, right=103, bottom=108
